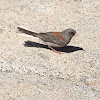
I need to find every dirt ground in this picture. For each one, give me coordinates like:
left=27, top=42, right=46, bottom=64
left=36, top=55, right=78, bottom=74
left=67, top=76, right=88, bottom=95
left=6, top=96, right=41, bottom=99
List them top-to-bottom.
left=0, top=0, right=100, bottom=100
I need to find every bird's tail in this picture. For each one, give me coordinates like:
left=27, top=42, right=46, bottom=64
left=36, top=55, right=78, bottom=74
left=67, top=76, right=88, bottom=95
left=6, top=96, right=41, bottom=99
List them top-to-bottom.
left=17, top=27, right=39, bottom=37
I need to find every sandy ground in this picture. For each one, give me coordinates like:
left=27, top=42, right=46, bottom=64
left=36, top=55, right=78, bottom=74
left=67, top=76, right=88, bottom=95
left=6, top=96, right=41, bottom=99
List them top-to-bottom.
left=0, top=0, right=100, bottom=100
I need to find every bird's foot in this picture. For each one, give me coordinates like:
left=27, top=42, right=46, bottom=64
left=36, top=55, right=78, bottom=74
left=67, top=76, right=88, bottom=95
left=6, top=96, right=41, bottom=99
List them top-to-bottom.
left=48, top=46, right=61, bottom=54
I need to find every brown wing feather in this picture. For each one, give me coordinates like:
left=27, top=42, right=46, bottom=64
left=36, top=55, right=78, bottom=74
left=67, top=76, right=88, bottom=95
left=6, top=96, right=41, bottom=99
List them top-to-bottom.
left=51, top=32, right=65, bottom=40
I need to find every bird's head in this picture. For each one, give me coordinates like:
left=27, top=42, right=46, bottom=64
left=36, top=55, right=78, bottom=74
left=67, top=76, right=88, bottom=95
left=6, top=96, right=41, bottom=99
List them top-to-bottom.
left=62, top=28, right=76, bottom=40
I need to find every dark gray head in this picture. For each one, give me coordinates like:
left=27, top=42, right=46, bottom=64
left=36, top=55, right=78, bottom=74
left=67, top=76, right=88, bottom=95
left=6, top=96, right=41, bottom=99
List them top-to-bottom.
left=62, top=28, right=76, bottom=40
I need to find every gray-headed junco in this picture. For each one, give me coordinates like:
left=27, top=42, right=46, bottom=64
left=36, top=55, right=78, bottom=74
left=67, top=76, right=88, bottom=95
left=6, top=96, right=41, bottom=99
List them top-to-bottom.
left=17, top=27, right=76, bottom=53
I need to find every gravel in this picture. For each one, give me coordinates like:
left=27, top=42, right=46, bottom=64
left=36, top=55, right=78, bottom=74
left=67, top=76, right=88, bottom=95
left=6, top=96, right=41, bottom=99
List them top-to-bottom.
left=0, top=0, right=100, bottom=100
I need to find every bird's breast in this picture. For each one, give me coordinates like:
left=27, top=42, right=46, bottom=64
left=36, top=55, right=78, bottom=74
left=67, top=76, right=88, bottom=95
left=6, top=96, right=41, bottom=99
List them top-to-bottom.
left=46, top=42, right=66, bottom=47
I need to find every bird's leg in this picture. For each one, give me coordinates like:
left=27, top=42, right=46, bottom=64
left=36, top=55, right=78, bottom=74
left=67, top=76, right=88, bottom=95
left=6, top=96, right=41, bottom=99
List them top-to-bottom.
left=48, top=46, right=61, bottom=54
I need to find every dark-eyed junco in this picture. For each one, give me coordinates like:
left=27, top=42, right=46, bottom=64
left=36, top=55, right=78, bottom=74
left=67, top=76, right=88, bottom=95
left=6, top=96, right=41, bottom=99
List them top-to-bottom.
left=17, top=27, right=76, bottom=53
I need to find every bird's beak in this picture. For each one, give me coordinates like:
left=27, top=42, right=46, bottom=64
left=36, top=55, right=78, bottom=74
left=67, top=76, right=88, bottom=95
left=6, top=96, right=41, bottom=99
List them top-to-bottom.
left=75, top=33, right=79, bottom=36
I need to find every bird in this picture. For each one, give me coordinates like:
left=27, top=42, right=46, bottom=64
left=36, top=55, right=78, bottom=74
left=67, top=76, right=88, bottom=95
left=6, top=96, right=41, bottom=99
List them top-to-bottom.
left=17, top=27, right=76, bottom=53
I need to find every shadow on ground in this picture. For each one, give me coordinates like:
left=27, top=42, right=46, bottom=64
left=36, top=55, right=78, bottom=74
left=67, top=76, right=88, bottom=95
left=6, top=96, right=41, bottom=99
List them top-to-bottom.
left=24, top=41, right=84, bottom=53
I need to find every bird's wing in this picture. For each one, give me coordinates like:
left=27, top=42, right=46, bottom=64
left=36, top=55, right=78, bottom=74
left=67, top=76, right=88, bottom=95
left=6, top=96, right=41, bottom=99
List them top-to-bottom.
left=38, top=32, right=66, bottom=46
left=50, top=32, right=65, bottom=40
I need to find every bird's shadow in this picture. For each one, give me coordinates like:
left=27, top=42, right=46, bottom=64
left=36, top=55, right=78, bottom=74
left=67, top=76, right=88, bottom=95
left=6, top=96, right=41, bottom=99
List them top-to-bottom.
left=24, top=40, right=84, bottom=53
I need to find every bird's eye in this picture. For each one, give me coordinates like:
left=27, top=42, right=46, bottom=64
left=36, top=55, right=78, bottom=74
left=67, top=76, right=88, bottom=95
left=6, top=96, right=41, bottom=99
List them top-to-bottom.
left=70, top=32, right=75, bottom=35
